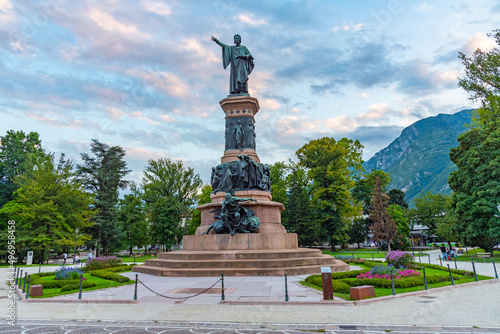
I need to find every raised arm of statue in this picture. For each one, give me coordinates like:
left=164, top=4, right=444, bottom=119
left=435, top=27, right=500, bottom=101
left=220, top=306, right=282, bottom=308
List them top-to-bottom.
left=211, top=36, right=225, bottom=47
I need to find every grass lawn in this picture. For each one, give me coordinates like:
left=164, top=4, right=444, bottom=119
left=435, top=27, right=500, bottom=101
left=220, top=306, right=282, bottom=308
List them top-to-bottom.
left=454, top=248, right=500, bottom=263
left=322, top=250, right=387, bottom=259
left=118, top=254, right=157, bottom=262
left=0, top=263, right=66, bottom=268
left=301, top=263, right=492, bottom=301
left=30, top=272, right=134, bottom=299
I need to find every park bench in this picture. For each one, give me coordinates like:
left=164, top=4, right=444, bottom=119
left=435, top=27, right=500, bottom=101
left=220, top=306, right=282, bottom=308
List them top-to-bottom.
left=476, top=253, right=491, bottom=262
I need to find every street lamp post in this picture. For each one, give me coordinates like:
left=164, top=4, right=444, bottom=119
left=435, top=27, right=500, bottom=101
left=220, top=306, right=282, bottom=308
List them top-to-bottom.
left=73, top=228, right=79, bottom=265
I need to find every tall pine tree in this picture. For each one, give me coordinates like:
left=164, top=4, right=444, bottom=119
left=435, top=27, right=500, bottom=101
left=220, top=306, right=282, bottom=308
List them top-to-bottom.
left=77, top=139, right=130, bottom=256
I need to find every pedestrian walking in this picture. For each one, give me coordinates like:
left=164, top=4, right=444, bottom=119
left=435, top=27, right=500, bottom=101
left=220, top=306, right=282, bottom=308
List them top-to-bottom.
left=440, top=245, right=447, bottom=261
left=63, top=252, right=67, bottom=264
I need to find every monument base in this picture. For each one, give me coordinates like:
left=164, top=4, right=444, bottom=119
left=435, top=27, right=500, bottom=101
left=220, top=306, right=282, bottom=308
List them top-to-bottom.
left=132, top=247, right=348, bottom=277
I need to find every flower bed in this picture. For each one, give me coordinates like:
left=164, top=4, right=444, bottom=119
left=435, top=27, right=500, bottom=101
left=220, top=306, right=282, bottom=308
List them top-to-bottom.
left=84, top=256, right=123, bottom=272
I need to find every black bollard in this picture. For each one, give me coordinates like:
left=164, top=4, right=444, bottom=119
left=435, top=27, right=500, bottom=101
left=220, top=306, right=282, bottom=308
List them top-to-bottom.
left=418, top=252, right=421, bottom=263
left=134, top=253, right=136, bottom=265
left=427, top=254, right=431, bottom=264
left=439, top=255, right=442, bottom=267
left=471, top=257, right=478, bottom=282
left=492, top=260, right=498, bottom=279
left=39, top=261, right=42, bottom=273
left=447, top=264, right=455, bottom=285
left=15, top=267, right=19, bottom=285
left=423, top=267, right=428, bottom=290
left=18, top=270, right=23, bottom=289
left=22, top=272, right=27, bottom=293
left=221, top=273, right=225, bottom=301
left=284, top=273, right=289, bottom=302
left=390, top=273, right=396, bottom=295
left=78, top=274, right=83, bottom=299
left=134, top=274, right=138, bottom=300
left=25, top=275, right=31, bottom=299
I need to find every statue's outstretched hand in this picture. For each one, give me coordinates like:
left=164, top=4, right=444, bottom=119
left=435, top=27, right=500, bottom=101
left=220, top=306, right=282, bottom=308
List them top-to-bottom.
left=211, top=36, right=217, bottom=42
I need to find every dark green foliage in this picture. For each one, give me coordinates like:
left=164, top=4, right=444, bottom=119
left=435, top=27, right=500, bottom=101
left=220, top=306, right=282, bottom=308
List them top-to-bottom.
left=364, top=110, right=472, bottom=205
left=449, top=119, right=500, bottom=253
left=0, top=130, right=45, bottom=207
left=297, top=137, right=364, bottom=251
left=77, top=139, right=130, bottom=256
left=0, top=154, right=95, bottom=263
left=269, top=161, right=288, bottom=206
left=283, top=163, right=317, bottom=246
left=188, top=184, right=212, bottom=235
left=118, top=185, right=149, bottom=255
left=388, top=189, right=408, bottom=209
left=412, top=191, right=448, bottom=236
left=150, top=196, right=181, bottom=251
left=348, top=217, right=371, bottom=248
left=90, top=269, right=130, bottom=283
left=31, top=271, right=55, bottom=277
left=40, top=279, right=83, bottom=289
left=331, top=280, right=351, bottom=294
left=60, top=281, right=97, bottom=292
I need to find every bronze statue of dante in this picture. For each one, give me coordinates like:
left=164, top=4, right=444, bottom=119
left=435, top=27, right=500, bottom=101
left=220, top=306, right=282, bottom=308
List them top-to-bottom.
left=211, top=34, right=254, bottom=95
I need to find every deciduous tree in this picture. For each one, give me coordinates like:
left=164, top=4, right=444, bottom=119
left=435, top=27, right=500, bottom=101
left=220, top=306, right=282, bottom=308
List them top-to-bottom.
left=0, top=130, right=44, bottom=207
left=370, top=177, right=397, bottom=251
left=118, top=183, right=149, bottom=255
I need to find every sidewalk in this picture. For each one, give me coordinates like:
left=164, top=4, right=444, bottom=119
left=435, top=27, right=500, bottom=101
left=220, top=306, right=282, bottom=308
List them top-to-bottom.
left=2, top=265, right=500, bottom=328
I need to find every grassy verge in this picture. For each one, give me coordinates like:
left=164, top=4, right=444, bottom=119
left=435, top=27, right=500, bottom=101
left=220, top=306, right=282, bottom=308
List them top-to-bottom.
left=118, top=254, right=157, bottom=262
left=31, top=273, right=133, bottom=298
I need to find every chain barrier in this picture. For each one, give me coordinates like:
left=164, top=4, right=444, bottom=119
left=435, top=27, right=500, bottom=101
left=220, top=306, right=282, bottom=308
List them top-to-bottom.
left=137, top=278, right=222, bottom=300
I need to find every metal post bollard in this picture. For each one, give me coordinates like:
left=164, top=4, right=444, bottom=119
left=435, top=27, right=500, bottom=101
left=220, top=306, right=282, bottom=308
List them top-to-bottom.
left=418, top=252, right=421, bottom=263
left=134, top=253, right=136, bottom=265
left=427, top=254, right=431, bottom=264
left=439, top=255, right=442, bottom=266
left=454, top=256, right=457, bottom=270
left=471, top=257, right=478, bottom=282
left=492, top=260, right=498, bottom=279
left=39, top=261, right=42, bottom=273
left=447, top=264, right=455, bottom=285
left=14, top=267, right=18, bottom=285
left=423, top=267, right=428, bottom=290
left=18, top=270, right=23, bottom=289
left=22, top=272, right=27, bottom=293
left=221, top=273, right=225, bottom=301
left=284, top=273, right=289, bottom=302
left=390, top=273, right=396, bottom=295
left=78, top=274, right=83, bottom=300
left=134, top=274, right=138, bottom=300
left=25, top=275, right=31, bottom=299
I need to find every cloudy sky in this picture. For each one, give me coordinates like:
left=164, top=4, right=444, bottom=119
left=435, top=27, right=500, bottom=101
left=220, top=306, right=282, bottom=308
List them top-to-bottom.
left=1, top=0, right=498, bottom=185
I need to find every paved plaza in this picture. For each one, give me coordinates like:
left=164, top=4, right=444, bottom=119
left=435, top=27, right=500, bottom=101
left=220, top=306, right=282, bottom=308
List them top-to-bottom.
left=2, top=250, right=500, bottom=333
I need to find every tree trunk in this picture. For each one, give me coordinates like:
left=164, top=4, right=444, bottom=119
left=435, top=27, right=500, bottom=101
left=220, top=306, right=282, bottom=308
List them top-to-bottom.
left=387, top=240, right=392, bottom=252
left=129, top=247, right=133, bottom=256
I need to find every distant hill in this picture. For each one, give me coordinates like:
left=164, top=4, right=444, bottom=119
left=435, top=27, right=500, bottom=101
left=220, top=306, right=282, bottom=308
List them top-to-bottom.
left=364, top=110, right=473, bottom=205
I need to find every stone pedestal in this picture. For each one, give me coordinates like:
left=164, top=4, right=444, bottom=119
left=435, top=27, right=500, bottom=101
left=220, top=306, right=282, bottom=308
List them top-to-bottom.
left=132, top=95, right=348, bottom=277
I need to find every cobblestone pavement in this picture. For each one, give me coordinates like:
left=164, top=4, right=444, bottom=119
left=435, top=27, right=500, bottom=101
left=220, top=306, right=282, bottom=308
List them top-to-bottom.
left=1, top=319, right=499, bottom=334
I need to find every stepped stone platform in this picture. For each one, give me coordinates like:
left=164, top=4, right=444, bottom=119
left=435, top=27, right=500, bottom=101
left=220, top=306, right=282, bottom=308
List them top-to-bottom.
left=132, top=249, right=348, bottom=277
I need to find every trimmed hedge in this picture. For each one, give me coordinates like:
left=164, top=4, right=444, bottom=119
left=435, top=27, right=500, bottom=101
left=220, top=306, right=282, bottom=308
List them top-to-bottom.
left=410, top=263, right=474, bottom=277
left=91, top=269, right=130, bottom=283
left=331, top=269, right=369, bottom=279
left=32, top=271, right=55, bottom=277
left=40, top=279, right=83, bottom=289
left=332, top=280, right=351, bottom=294
left=60, top=281, right=97, bottom=292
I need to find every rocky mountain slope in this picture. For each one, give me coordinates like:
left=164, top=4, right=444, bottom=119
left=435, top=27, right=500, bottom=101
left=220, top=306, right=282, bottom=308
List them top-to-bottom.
left=364, top=110, right=473, bottom=205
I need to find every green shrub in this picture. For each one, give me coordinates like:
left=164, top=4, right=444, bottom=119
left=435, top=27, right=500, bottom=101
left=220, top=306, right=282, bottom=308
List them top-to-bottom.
left=91, top=269, right=130, bottom=283
left=331, top=269, right=369, bottom=279
left=32, top=272, right=55, bottom=277
left=41, top=279, right=82, bottom=289
left=331, top=280, right=351, bottom=294
left=60, top=281, right=97, bottom=292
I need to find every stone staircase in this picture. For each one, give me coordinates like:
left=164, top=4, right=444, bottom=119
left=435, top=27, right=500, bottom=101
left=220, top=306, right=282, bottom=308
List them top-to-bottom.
left=132, top=249, right=348, bottom=277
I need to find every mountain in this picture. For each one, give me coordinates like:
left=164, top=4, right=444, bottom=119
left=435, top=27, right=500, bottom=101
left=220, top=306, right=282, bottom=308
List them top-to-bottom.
left=364, top=110, right=473, bottom=205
